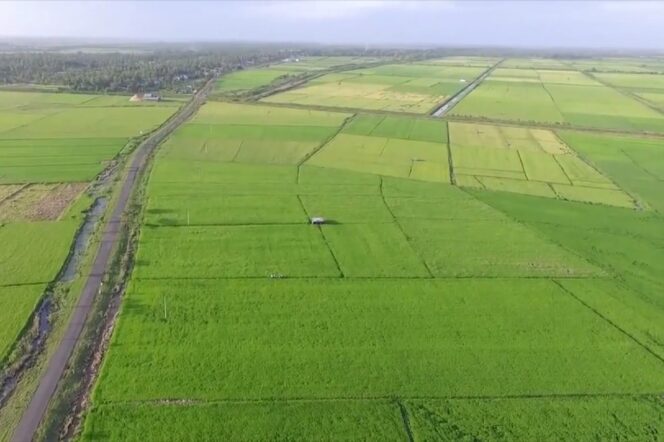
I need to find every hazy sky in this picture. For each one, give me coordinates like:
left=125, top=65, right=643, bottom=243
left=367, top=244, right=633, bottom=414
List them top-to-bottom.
left=0, top=1, right=663, bottom=50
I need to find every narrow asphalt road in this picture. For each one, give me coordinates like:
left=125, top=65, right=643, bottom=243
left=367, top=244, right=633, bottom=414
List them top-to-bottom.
left=12, top=79, right=215, bottom=442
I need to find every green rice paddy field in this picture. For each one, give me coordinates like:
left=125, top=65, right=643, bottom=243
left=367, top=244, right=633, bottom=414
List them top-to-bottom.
left=214, top=56, right=381, bottom=95
left=81, top=59, right=664, bottom=442
left=262, top=63, right=487, bottom=113
left=451, top=66, right=664, bottom=132
left=0, top=90, right=178, bottom=364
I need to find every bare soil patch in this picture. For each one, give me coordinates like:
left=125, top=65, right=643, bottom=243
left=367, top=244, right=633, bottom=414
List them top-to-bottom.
left=0, top=183, right=87, bottom=222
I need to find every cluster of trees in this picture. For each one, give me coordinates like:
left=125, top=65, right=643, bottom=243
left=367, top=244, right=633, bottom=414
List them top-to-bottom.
left=0, top=48, right=291, bottom=93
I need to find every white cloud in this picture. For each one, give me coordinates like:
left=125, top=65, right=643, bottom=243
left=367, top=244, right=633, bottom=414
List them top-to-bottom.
left=248, top=0, right=454, bottom=21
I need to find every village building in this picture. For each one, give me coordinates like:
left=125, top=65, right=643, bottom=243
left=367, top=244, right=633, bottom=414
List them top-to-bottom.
left=129, top=92, right=162, bottom=102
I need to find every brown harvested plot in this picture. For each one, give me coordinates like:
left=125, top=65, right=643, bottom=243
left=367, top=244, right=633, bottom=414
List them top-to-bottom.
left=0, top=182, right=87, bottom=221
left=0, top=184, right=27, bottom=203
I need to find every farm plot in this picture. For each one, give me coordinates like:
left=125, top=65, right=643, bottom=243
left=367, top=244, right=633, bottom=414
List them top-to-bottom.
left=274, top=56, right=380, bottom=72
left=418, top=56, right=499, bottom=67
left=214, top=57, right=377, bottom=95
left=565, top=57, right=664, bottom=74
left=500, top=58, right=569, bottom=69
left=262, top=63, right=485, bottom=113
left=451, top=67, right=664, bottom=132
left=215, top=68, right=296, bottom=93
left=593, top=72, right=664, bottom=110
left=0, top=90, right=178, bottom=184
left=0, top=90, right=96, bottom=111
left=158, top=102, right=349, bottom=165
left=1, top=106, right=175, bottom=139
left=305, top=115, right=449, bottom=182
left=448, top=121, right=635, bottom=207
left=558, top=130, right=664, bottom=212
left=0, top=138, right=126, bottom=183
left=0, top=182, right=86, bottom=221
left=473, top=190, right=664, bottom=326
left=400, top=217, right=598, bottom=277
left=0, top=221, right=80, bottom=362
left=0, top=222, right=80, bottom=286
left=134, top=224, right=342, bottom=279
left=93, top=278, right=663, bottom=404
left=0, top=284, right=48, bottom=362
left=407, top=396, right=664, bottom=441
left=82, top=401, right=408, bottom=442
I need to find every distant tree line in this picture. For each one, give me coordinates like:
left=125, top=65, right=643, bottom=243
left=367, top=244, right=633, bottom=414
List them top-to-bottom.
left=0, top=48, right=292, bottom=93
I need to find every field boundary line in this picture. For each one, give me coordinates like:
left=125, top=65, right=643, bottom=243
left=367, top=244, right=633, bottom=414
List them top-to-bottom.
left=536, top=71, right=566, bottom=122
left=584, top=71, right=664, bottom=118
left=0, top=108, right=70, bottom=137
left=295, top=114, right=354, bottom=183
left=366, top=114, right=387, bottom=138
left=445, top=114, right=664, bottom=139
left=445, top=121, right=456, bottom=185
left=556, top=134, right=642, bottom=209
left=229, top=139, right=244, bottom=163
left=619, top=148, right=663, bottom=182
left=515, top=149, right=529, bottom=180
left=550, top=155, right=574, bottom=186
left=472, top=175, right=488, bottom=190
left=379, top=176, right=435, bottom=278
left=546, top=182, right=562, bottom=198
left=0, top=183, right=30, bottom=205
left=460, top=187, right=607, bottom=277
left=295, top=195, right=345, bottom=278
left=144, top=221, right=312, bottom=228
left=133, top=274, right=608, bottom=282
left=552, top=279, right=664, bottom=365
left=0, top=282, right=51, bottom=289
left=100, top=391, right=664, bottom=408
left=397, top=400, right=415, bottom=442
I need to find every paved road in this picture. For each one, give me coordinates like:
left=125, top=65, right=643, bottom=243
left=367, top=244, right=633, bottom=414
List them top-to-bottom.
left=12, top=80, right=215, bottom=442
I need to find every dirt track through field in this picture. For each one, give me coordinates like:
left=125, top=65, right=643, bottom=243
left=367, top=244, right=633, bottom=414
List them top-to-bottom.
left=11, top=80, right=215, bottom=442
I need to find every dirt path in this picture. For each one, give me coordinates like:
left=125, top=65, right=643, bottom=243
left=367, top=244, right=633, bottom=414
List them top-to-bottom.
left=11, top=79, right=215, bottom=442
